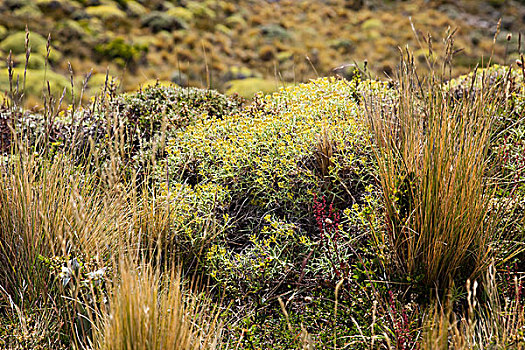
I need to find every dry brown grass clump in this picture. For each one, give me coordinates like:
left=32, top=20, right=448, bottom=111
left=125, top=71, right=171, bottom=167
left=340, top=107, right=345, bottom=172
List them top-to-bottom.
left=364, top=43, right=516, bottom=288
left=95, top=260, right=222, bottom=350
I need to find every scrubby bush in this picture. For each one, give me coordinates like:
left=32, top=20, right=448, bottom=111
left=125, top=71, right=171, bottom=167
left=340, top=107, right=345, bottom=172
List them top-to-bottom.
left=165, top=77, right=387, bottom=300
left=115, top=84, right=241, bottom=137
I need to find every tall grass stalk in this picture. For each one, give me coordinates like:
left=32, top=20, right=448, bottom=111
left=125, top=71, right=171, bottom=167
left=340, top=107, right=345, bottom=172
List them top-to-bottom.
left=365, top=50, right=511, bottom=288
left=0, top=144, right=137, bottom=349
left=0, top=148, right=129, bottom=306
left=95, top=260, right=222, bottom=350
left=422, top=264, right=525, bottom=349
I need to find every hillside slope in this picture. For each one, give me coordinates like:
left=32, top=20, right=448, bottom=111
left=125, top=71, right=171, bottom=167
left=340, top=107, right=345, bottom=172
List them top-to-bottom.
left=1, top=0, right=524, bottom=105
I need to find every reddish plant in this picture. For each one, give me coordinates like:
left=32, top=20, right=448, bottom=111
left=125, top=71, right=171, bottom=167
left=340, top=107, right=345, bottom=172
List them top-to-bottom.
left=313, top=194, right=346, bottom=279
left=503, top=264, right=524, bottom=304
left=388, top=291, right=418, bottom=350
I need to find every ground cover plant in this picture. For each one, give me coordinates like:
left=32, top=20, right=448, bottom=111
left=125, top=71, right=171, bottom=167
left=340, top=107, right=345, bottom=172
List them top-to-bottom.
left=2, top=25, right=525, bottom=349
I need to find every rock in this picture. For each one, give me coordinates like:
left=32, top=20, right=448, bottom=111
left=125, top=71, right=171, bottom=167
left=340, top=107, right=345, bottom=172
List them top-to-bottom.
left=141, top=11, right=188, bottom=33
left=331, top=62, right=367, bottom=80
left=170, top=71, right=189, bottom=86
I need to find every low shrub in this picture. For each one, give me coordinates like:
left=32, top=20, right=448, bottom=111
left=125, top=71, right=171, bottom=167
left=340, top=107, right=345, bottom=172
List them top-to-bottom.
left=94, top=37, right=148, bottom=67
left=165, top=77, right=388, bottom=300
left=115, top=84, right=241, bottom=139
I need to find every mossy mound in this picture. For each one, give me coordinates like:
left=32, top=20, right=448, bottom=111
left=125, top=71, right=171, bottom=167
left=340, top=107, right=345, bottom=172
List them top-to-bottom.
left=86, top=5, right=126, bottom=21
left=0, top=31, right=61, bottom=62
left=0, top=68, right=70, bottom=98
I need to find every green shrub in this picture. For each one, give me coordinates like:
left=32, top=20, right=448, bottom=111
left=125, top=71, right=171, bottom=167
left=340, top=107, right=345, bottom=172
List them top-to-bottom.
left=94, top=37, right=148, bottom=66
left=165, top=77, right=387, bottom=298
left=169, top=77, right=382, bottom=218
left=115, top=84, right=241, bottom=137
left=158, top=182, right=232, bottom=261
left=206, top=214, right=306, bottom=295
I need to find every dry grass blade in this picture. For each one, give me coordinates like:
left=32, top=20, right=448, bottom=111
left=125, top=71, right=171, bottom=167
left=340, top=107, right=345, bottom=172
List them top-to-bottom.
left=364, top=47, right=513, bottom=288
left=315, top=124, right=335, bottom=178
left=0, top=148, right=130, bottom=306
left=96, top=260, right=223, bottom=350
left=422, top=265, right=525, bottom=349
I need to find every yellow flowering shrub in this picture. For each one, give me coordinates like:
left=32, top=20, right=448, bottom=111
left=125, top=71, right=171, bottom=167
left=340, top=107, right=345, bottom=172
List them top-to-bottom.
left=163, top=76, right=392, bottom=296
left=167, top=77, right=391, bottom=215
left=158, top=181, right=232, bottom=258
left=205, top=214, right=308, bottom=295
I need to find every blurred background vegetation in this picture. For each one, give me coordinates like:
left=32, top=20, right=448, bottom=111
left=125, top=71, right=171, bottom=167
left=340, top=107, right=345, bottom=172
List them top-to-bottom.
left=1, top=0, right=524, bottom=106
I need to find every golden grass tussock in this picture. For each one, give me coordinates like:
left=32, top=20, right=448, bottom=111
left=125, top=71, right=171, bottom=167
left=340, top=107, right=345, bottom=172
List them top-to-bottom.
left=364, top=49, right=519, bottom=288
left=0, top=148, right=130, bottom=307
left=95, top=261, right=223, bottom=350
